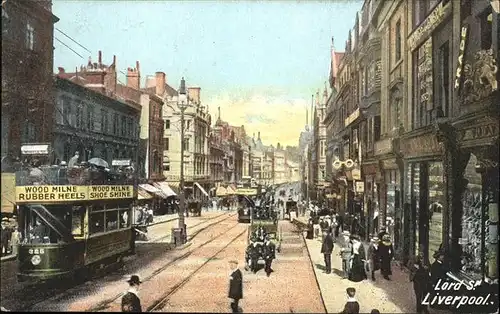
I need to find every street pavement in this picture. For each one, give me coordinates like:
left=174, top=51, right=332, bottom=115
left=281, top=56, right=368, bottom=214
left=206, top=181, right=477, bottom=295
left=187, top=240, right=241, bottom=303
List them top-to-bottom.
left=0, top=211, right=233, bottom=311
left=294, top=216, right=416, bottom=313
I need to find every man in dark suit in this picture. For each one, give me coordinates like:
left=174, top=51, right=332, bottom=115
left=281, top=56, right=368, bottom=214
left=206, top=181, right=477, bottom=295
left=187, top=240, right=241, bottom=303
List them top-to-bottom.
left=321, top=228, right=335, bottom=274
left=263, top=235, right=276, bottom=277
left=228, top=260, right=243, bottom=313
left=121, top=275, right=142, bottom=312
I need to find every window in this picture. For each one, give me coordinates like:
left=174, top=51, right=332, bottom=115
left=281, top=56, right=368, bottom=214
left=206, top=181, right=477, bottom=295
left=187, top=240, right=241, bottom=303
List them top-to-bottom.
left=413, top=0, right=438, bottom=28
left=460, top=0, right=472, bottom=21
left=480, top=10, right=492, bottom=50
left=395, top=19, right=402, bottom=62
left=25, top=21, right=34, bottom=50
left=412, top=40, right=433, bottom=129
left=437, top=41, right=450, bottom=118
left=56, top=98, right=64, bottom=125
left=76, top=104, right=82, bottom=129
left=88, top=105, right=94, bottom=131
left=101, top=109, right=108, bottom=134
left=112, top=113, right=118, bottom=135
left=374, top=115, right=381, bottom=141
left=121, top=116, right=126, bottom=137
left=127, top=117, right=133, bottom=137
left=165, top=120, right=170, bottom=129
left=186, top=120, right=191, bottom=131
left=21, top=121, right=35, bottom=143
left=163, top=137, right=169, bottom=151
left=183, top=138, right=190, bottom=151
left=163, top=156, right=170, bottom=171
left=71, top=206, right=85, bottom=237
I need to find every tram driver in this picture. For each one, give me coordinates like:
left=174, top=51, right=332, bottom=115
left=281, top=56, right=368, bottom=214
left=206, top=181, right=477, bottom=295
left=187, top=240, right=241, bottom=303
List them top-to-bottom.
left=29, top=217, right=50, bottom=244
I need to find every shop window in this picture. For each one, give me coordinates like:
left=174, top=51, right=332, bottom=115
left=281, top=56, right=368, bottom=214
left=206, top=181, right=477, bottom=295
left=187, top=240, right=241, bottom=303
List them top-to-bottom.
left=480, top=10, right=493, bottom=50
left=458, top=154, right=483, bottom=277
left=427, top=162, right=444, bottom=259
left=411, top=163, right=421, bottom=256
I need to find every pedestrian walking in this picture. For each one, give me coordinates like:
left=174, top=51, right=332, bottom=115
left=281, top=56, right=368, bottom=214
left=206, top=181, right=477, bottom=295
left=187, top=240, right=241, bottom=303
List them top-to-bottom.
left=1, top=219, right=11, bottom=256
left=10, top=227, right=21, bottom=256
left=321, top=228, right=334, bottom=274
left=339, top=231, right=352, bottom=279
left=378, top=234, right=394, bottom=280
left=263, top=235, right=276, bottom=277
left=348, top=235, right=367, bottom=282
left=367, top=237, right=380, bottom=281
left=409, top=246, right=431, bottom=314
left=429, top=248, right=450, bottom=311
left=228, top=260, right=243, bottom=313
left=121, top=275, right=142, bottom=312
left=340, top=287, right=360, bottom=314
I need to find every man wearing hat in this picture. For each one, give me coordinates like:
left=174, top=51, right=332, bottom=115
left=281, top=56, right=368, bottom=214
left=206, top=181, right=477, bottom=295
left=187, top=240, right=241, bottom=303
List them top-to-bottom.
left=1, top=218, right=12, bottom=256
left=321, top=228, right=335, bottom=274
left=339, top=231, right=352, bottom=279
left=378, top=234, right=394, bottom=280
left=263, top=235, right=276, bottom=277
left=367, top=237, right=380, bottom=281
left=430, top=248, right=449, bottom=311
left=228, top=260, right=243, bottom=313
left=121, top=275, right=142, bottom=312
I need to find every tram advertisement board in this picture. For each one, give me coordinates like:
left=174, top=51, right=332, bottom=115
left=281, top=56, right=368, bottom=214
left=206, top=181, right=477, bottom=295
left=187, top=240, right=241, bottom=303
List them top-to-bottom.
left=15, top=185, right=134, bottom=203
left=234, top=188, right=258, bottom=196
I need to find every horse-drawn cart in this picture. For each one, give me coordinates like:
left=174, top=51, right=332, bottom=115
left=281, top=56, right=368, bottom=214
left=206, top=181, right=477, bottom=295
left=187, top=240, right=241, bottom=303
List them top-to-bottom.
left=187, top=200, right=202, bottom=217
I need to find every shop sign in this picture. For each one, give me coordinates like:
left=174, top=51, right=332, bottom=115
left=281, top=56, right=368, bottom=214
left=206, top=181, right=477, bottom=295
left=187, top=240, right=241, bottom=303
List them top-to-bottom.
left=408, top=1, right=452, bottom=51
left=454, top=26, right=468, bottom=89
left=344, top=108, right=360, bottom=128
left=458, top=123, right=498, bottom=143
left=401, top=133, right=443, bottom=158
left=374, top=138, right=393, bottom=156
left=21, top=144, right=50, bottom=155
left=382, top=159, right=398, bottom=170
left=352, top=169, right=361, bottom=181
left=355, top=181, right=365, bottom=193
left=15, top=185, right=134, bottom=203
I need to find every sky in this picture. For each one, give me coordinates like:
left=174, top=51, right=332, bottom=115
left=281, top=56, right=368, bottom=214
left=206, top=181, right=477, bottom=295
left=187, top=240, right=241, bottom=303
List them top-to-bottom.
left=52, top=0, right=363, bottom=147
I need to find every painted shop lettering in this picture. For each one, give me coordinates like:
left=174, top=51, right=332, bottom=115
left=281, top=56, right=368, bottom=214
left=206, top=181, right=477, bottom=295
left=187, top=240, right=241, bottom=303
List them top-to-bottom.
left=455, top=26, right=468, bottom=89
left=461, top=124, right=497, bottom=141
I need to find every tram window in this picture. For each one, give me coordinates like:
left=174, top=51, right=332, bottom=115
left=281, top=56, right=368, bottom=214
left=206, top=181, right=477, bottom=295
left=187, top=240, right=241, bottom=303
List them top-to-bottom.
left=91, top=204, right=104, bottom=212
left=72, top=206, right=85, bottom=236
left=120, top=209, right=130, bottom=228
left=105, top=210, right=119, bottom=231
left=90, top=212, right=105, bottom=234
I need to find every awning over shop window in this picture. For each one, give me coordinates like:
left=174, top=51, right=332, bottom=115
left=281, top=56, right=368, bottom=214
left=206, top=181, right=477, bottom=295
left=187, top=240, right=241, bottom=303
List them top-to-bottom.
left=154, top=182, right=177, bottom=197
left=194, top=182, right=209, bottom=197
left=139, top=184, right=169, bottom=198
left=216, top=186, right=227, bottom=196
left=226, top=186, right=236, bottom=195
left=138, top=189, right=153, bottom=200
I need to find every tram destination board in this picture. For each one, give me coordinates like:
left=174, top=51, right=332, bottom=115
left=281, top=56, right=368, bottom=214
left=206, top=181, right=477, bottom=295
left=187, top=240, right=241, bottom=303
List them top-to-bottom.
left=15, top=185, right=134, bottom=203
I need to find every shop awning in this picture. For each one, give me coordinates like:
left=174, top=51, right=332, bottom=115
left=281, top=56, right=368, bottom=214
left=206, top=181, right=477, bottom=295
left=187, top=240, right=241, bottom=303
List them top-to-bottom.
left=154, top=182, right=177, bottom=197
left=194, top=182, right=209, bottom=197
left=139, top=184, right=169, bottom=198
left=216, top=186, right=227, bottom=196
left=226, top=186, right=236, bottom=195
left=138, top=189, right=153, bottom=200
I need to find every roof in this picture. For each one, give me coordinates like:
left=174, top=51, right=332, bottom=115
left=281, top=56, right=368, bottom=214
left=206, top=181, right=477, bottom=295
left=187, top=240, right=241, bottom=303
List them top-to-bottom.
left=142, top=83, right=178, bottom=98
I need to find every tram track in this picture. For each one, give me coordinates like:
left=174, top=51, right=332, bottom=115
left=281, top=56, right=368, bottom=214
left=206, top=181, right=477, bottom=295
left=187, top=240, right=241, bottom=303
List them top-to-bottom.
left=15, top=212, right=238, bottom=312
left=86, top=216, right=242, bottom=312
left=147, top=227, right=247, bottom=312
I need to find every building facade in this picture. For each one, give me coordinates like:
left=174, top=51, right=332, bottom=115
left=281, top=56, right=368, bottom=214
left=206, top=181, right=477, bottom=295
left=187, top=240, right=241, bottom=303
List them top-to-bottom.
left=2, top=0, right=58, bottom=158
left=323, top=0, right=498, bottom=283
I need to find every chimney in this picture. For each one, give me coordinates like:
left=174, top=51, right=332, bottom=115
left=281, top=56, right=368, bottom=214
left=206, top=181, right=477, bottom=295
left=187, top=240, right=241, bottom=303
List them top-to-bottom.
left=98, top=50, right=102, bottom=65
left=126, top=61, right=141, bottom=90
left=58, top=67, right=65, bottom=74
left=155, top=72, right=166, bottom=96
left=188, top=87, right=201, bottom=104
left=218, top=107, right=221, bottom=120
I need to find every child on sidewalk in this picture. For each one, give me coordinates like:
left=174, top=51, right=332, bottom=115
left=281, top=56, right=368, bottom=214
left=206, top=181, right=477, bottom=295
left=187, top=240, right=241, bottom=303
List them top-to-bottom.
left=340, top=287, right=360, bottom=314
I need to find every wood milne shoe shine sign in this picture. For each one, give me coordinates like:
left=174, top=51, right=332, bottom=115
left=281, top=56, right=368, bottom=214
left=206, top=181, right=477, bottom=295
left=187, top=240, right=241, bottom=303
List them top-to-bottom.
left=15, top=185, right=134, bottom=203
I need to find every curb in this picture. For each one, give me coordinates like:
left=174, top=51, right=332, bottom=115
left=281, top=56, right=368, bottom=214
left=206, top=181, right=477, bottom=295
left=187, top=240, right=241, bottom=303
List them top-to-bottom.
left=292, top=219, right=329, bottom=314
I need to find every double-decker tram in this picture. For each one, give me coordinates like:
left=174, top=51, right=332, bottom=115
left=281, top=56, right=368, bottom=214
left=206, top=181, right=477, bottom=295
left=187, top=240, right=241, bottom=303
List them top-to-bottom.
left=13, top=144, right=136, bottom=283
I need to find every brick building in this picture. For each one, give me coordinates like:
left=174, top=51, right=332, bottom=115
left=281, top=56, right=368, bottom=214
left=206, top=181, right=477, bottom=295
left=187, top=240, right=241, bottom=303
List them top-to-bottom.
left=1, top=0, right=58, bottom=158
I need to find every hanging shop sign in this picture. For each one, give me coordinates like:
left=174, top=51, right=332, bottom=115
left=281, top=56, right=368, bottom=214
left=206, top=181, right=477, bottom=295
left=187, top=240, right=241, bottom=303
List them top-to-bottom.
left=455, top=25, right=468, bottom=89
left=352, top=169, right=361, bottom=181
left=355, top=182, right=365, bottom=193
left=15, top=185, right=134, bottom=203
left=234, top=188, right=258, bottom=196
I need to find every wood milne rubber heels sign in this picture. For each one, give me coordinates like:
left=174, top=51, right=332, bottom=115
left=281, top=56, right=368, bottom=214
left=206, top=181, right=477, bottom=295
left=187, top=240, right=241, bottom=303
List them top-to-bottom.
left=15, top=185, right=134, bottom=203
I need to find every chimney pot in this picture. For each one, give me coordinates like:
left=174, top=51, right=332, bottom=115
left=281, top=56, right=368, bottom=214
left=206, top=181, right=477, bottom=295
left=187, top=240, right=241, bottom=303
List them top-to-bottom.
left=98, top=50, right=102, bottom=64
left=112, top=55, right=116, bottom=66
left=136, top=61, right=140, bottom=72
left=155, top=72, right=166, bottom=96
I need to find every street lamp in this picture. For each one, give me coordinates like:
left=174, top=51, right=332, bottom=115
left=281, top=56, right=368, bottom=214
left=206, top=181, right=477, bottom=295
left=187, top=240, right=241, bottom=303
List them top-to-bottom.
left=177, top=77, right=189, bottom=243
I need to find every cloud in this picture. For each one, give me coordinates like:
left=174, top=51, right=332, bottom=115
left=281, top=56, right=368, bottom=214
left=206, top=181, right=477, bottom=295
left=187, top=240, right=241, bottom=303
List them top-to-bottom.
left=206, top=88, right=308, bottom=147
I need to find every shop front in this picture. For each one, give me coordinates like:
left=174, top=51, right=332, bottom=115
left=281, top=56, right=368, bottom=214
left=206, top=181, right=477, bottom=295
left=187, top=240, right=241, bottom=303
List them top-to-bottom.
left=401, top=129, right=444, bottom=263
left=380, top=159, right=401, bottom=253
left=362, top=161, right=379, bottom=239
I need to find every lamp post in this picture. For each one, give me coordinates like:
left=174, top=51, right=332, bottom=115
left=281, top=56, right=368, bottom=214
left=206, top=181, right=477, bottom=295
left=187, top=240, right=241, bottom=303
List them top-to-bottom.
left=178, top=77, right=189, bottom=243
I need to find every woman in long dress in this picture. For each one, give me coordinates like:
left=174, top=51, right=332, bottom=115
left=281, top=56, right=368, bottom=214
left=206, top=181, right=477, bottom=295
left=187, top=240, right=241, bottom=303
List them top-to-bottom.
left=349, top=235, right=367, bottom=282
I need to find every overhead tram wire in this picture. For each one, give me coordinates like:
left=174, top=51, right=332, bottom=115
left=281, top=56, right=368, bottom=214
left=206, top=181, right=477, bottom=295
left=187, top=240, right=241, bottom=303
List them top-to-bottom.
left=55, top=27, right=92, bottom=54
left=55, top=37, right=84, bottom=59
